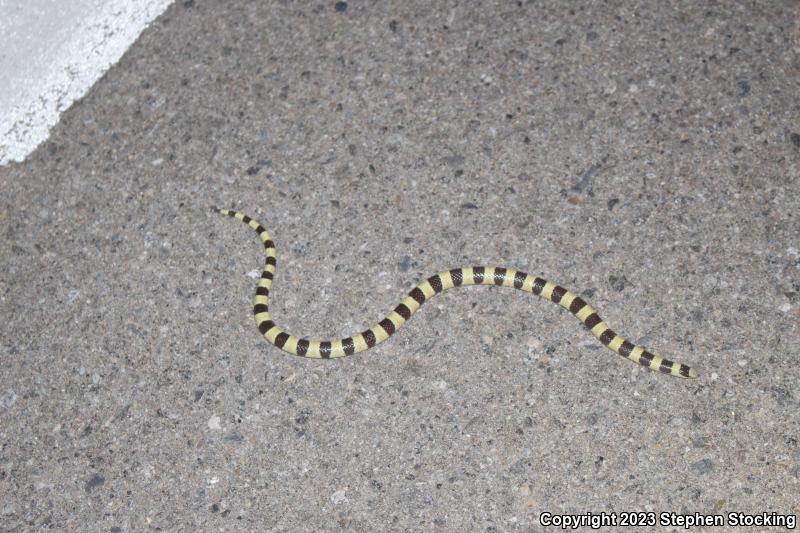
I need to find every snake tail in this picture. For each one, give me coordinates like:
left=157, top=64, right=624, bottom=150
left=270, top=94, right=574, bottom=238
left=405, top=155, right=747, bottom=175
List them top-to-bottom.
left=215, top=207, right=697, bottom=379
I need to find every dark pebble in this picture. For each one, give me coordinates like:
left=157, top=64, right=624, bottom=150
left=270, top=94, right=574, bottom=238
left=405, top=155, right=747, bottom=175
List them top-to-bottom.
left=334, top=1, right=347, bottom=12
left=737, top=80, right=751, bottom=97
left=444, top=154, right=465, bottom=166
left=608, top=275, right=628, bottom=292
left=770, top=387, right=791, bottom=408
left=295, top=409, right=311, bottom=424
left=225, top=431, right=244, bottom=442
left=690, top=458, right=713, bottom=474
left=85, top=473, right=105, bottom=493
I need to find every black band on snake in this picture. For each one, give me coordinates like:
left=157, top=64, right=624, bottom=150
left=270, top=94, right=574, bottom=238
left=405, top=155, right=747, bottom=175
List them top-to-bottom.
left=214, top=207, right=697, bottom=378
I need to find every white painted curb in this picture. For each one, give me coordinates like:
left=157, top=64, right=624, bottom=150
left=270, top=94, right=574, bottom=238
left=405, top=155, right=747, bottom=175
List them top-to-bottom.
left=0, top=0, right=174, bottom=165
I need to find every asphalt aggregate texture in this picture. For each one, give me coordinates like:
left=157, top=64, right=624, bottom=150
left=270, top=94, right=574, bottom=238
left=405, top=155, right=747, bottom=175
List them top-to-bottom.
left=1, top=1, right=799, bottom=530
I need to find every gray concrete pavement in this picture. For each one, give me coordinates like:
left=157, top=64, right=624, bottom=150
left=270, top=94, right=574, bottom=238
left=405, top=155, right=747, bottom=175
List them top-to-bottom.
left=1, top=1, right=798, bottom=529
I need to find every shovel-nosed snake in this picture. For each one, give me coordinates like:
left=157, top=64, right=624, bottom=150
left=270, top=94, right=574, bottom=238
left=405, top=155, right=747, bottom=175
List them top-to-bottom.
left=214, top=207, right=697, bottom=378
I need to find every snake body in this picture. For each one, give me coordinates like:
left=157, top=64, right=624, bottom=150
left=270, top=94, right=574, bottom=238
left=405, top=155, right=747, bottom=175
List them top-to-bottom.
left=215, top=208, right=697, bottom=378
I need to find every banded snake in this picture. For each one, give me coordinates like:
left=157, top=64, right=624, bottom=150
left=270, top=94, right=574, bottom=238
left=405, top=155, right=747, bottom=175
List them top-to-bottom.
left=214, top=207, right=697, bottom=378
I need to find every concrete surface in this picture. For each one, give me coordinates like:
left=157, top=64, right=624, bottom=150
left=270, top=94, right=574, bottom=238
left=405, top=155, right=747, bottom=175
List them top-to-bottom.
left=0, top=0, right=172, bottom=165
left=1, top=0, right=799, bottom=530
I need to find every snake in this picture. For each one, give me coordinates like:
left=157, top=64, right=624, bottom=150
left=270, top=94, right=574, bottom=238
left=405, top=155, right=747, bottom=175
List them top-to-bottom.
left=213, top=207, right=697, bottom=378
